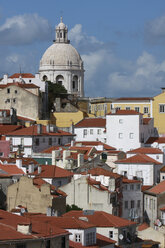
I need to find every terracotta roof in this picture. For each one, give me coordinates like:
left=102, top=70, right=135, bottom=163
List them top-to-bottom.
left=10, top=73, right=35, bottom=78
left=0, top=82, right=39, bottom=89
left=115, top=97, right=153, bottom=101
left=107, top=109, right=141, bottom=115
left=75, top=118, right=106, bottom=128
left=143, top=118, right=152, bottom=125
left=0, top=125, right=23, bottom=135
left=6, top=125, right=74, bottom=136
left=145, top=137, right=165, bottom=144
left=74, top=141, right=116, bottom=151
left=41, top=146, right=64, bottom=153
left=127, top=147, right=163, bottom=154
left=116, top=154, right=162, bottom=165
left=0, top=157, right=38, bottom=166
left=0, top=164, right=24, bottom=176
left=30, top=165, right=73, bottom=179
left=160, top=166, right=165, bottom=172
left=87, top=167, right=121, bottom=179
left=122, top=178, right=142, bottom=184
left=146, top=180, right=165, bottom=195
left=141, top=185, right=153, bottom=192
left=160, top=206, right=165, bottom=211
left=0, top=210, right=68, bottom=241
left=63, top=210, right=136, bottom=228
left=26, top=215, right=95, bottom=229
left=138, top=223, right=149, bottom=231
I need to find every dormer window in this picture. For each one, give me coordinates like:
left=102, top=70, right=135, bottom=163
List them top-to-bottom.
left=75, top=234, right=81, bottom=242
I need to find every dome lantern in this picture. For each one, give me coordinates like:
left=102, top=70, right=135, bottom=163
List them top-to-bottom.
left=55, top=17, right=69, bottom=44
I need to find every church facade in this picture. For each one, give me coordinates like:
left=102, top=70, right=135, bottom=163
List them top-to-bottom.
left=39, top=18, right=84, bottom=97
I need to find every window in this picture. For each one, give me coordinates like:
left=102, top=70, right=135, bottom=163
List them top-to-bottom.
left=60, top=32, right=62, bottom=38
left=29, top=80, right=31, bottom=83
left=72, top=81, right=75, bottom=89
left=7, top=88, right=10, bottom=94
left=15, top=90, right=17, bottom=94
left=13, top=98, right=16, bottom=103
left=159, top=104, right=165, bottom=113
left=116, top=107, right=121, bottom=111
left=126, top=107, right=131, bottom=110
left=135, top=107, right=140, bottom=112
left=144, top=107, right=149, bottom=114
left=119, top=119, right=123, bottom=124
left=83, top=129, right=87, bottom=137
left=90, top=129, right=93, bottom=135
left=97, top=129, right=101, bottom=135
left=118, top=133, right=123, bottom=139
left=129, top=133, right=134, bottom=139
left=35, top=138, right=39, bottom=146
left=49, top=138, right=52, bottom=146
left=58, top=138, right=61, bottom=145
left=0, top=152, right=4, bottom=157
left=156, top=155, right=159, bottom=159
left=130, top=184, right=134, bottom=190
left=136, top=184, right=140, bottom=190
left=131, top=200, right=134, bottom=208
left=137, top=200, right=141, bottom=208
left=124, top=201, right=128, bottom=209
left=109, top=231, right=113, bottom=238
left=86, top=232, right=95, bottom=246
left=75, top=234, right=81, bottom=243
left=46, top=240, right=50, bottom=248
left=16, top=244, right=26, bottom=248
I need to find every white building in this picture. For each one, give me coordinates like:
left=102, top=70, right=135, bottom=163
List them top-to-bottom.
left=39, top=17, right=84, bottom=97
left=106, top=110, right=155, bottom=152
left=74, top=117, right=106, bottom=143
left=5, top=124, right=74, bottom=157
left=115, top=153, right=163, bottom=185
left=122, top=178, right=143, bottom=222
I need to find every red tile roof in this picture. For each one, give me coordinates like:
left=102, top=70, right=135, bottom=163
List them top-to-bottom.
left=10, top=73, right=35, bottom=78
left=0, top=82, right=39, bottom=89
left=115, top=97, right=153, bottom=101
left=107, top=109, right=141, bottom=115
left=75, top=118, right=106, bottom=128
left=143, top=118, right=152, bottom=125
left=0, top=125, right=23, bottom=135
left=6, top=125, right=74, bottom=136
left=145, top=137, right=165, bottom=144
left=74, top=141, right=116, bottom=151
left=41, top=146, right=64, bottom=153
left=127, top=147, right=163, bottom=154
left=116, top=154, right=162, bottom=165
left=0, top=157, right=38, bottom=166
left=0, top=164, right=24, bottom=176
left=30, top=165, right=73, bottom=179
left=160, top=166, right=165, bottom=172
left=87, top=167, right=121, bottom=179
left=122, top=178, right=142, bottom=184
left=146, top=180, right=165, bottom=195
left=141, top=185, right=153, bottom=192
left=160, top=206, right=165, bottom=211
left=63, top=210, right=136, bottom=228
left=27, top=215, right=95, bottom=229
left=138, top=223, right=149, bottom=231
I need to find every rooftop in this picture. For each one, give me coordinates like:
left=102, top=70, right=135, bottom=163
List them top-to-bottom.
left=75, top=118, right=106, bottom=128
left=127, top=147, right=163, bottom=154
left=116, top=153, right=162, bottom=165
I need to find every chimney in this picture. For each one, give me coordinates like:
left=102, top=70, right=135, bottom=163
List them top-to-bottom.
left=3, top=74, right=8, bottom=84
left=37, top=124, right=42, bottom=134
left=52, top=150, right=59, bottom=165
left=78, top=153, right=84, bottom=167
left=16, top=159, right=22, bottom=168
left=28, top=164, right=34, bottom=173
left=38, top=165, right=42, bottom=174
left=17, top=223, right=31, bottom=235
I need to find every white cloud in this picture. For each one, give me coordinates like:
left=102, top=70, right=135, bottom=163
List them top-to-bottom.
left=0, top=13, right=52, bottom=45
left=145, top=15, right=165, bottom=45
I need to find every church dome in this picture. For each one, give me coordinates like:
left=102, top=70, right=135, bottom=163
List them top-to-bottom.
left=40, top=43, right=83, bottom=68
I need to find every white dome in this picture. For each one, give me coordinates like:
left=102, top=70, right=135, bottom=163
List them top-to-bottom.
left=40, top=43, right=82, bottom=68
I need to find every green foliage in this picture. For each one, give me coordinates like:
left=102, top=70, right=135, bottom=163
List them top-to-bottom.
left=47, top=81, right=67, bottom=111
left=66, top=204, right=82, bottom=212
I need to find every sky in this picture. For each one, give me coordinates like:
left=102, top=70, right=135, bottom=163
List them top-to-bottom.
left=0, top=0, right=165, bottom=97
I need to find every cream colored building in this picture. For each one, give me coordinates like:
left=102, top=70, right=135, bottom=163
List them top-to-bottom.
left=7, top=176, right=66, bottom=215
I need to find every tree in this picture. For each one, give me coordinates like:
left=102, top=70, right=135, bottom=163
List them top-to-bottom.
left=47, top=81, right=67, bottom=112
left=66, top=204, right=82, bottom=212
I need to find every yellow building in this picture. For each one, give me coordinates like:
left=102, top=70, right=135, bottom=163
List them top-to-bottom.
left=153, top=88, right=165, bottom=135
left=90, top=97, right=113, bottom=117
left=112, top=97, right=153, bottom=118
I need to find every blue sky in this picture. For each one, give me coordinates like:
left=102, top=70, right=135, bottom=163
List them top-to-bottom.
left=1, top=0, right=165, bottom=97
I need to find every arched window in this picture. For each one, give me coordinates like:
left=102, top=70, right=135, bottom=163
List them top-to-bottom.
left=43, top=75, right=48, bottom=81
left=56, top=75, right=64, bottom=85
left=72, top=75, right=78, bottom=92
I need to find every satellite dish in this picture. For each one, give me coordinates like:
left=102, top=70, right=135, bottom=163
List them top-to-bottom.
left=119, top=234, right=124, bottom=240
